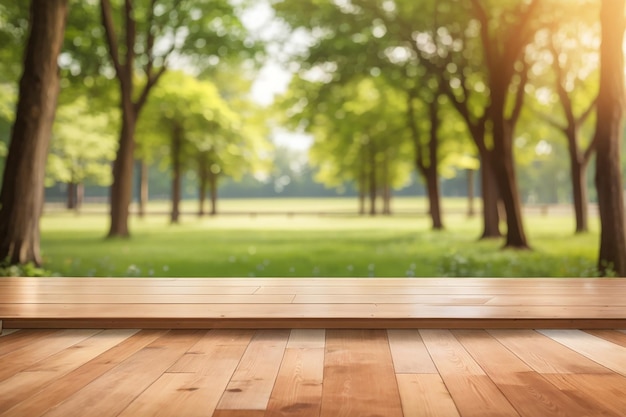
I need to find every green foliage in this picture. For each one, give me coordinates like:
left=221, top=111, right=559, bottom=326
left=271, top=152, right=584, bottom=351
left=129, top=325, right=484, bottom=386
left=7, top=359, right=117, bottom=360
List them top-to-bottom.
left=47, top=97, right=118, bottom=187
left=0, top=258, right=54, bottom=277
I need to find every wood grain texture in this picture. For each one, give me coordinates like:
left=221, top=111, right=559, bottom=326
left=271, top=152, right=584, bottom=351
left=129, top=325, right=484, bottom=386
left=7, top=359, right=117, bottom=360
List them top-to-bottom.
left=2, top=277, right=626, bottom=329
left=1, top=328, right=626, bottom=417
left=0, top=329, right=136, bottom=412
left=0, top=329, right=99, bottom=382
left=319, top=329, right=403, bottom=417
left=387, top=329, right=437, bottom=374
left=487, top=329, right=609, bottom=374
left=539, top=329, right=626, bottom=376
left=0, top=330, right=166, bottom=417
left=36, top=330, right=204, bottom=417
left=217, top=330, right=290, bottom=411
left=421, top=330, right=519, bottom=417
left=454, top=330, right=620, bottom=417
left=265, top=347, right=324, bottom=417
left=397, top=374, right=460, bottom=417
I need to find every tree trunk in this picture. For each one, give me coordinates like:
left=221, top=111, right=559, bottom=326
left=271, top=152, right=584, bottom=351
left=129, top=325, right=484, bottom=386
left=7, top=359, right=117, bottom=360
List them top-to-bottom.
left=0, top=0, right=68, bottom=266
left=595, top=0, right=626, bottom=276
left=427, top=99, right=443, bottom=230
left=108, top=104, right=136, bottom=236
left=490, top=111, right=529, bottom=249
left=170, top=125, right=182, bottom=224
left=368, top=144, right=377, bottom=216
left=569, top=147, right=589, bottom=234
left=381, top=150, right=391, bottom=215
left=479, top=153, right=502, bottom=238
left=138, top=159, right=148, bottom=218
left=467, top=169, right=475, bottom=218
left=209, top=172, right=218, bottom=216
left=198, top=174, right=207, bottom=217
left=67, top=182, right=76, bottom=210
left=76, top=182, right=84, bottom=212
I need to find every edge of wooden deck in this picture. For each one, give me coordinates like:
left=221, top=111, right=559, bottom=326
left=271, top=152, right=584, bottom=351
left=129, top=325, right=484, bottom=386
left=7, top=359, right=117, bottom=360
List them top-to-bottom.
left=5, top=317, right=626, bottom=330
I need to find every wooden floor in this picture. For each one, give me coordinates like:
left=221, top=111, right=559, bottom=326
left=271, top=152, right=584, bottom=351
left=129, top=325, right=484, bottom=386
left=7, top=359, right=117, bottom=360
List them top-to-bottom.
left=1, top=277, right=626, bottom=329
left=1, top=327, right=626, bottom=416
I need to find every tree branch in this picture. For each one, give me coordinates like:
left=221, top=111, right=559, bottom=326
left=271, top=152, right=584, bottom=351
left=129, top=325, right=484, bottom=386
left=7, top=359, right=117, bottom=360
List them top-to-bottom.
left=100, top=0, right=123, bottom=76
left=124, top=0, right=136, bottom=80
left=145, top=0, right=158, bottom=79
left=509, top=59, right=529, bottom=125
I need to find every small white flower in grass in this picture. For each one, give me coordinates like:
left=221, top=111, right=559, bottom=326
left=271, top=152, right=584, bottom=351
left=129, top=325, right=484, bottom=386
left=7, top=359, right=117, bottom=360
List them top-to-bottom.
left=248, top=246, right=257, bottom=255
left=228, top=256, right=236, bottom=263
left=263, top=259, right=270, bottom=266
left=368, top=263, right=375, bottom=271
left=410, top=263, right=416, bottom=270
left=126, top=264, right=140, bottom=276
left=256, top=264, right=264, bottom=271
left=163, top=265, right=169, bottom=272
left=347, top=265, right=354, bottom=272
left=289, top=267, right=295, bottom=273
left=313, top=267, right=320, bottom=275
left=148, top=269, right=154, bottom=276
left=248, top=272, right=256, bottom=277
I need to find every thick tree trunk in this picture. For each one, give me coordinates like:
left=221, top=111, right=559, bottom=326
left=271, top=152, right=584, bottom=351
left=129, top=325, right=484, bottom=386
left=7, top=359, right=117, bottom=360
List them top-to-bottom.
left=0, top=0, right=67, bottom=266
left=595, top=0, right=626, bottom=276
left=108, top=106, right=136, bottom=236
left=490, top=110, right=529, bottom=249
left=170, top=125, right=182, bottom=224
left=479, top=153, right=502, bottom=238
left=138, top=159, right=148, bottom=218
left=425, top=170, right=443, bottom=229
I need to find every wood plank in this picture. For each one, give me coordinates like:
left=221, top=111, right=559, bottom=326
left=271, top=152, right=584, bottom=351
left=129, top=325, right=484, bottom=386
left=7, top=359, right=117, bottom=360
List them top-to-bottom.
left=0, top=293, right=294, bottom=304
left=293, top=294, right=492, bottom=304
left=0, top=329, right=137, bottom=412
left=0, top=329, right=100, bottom=382
left=0, top=329, right=60, bottom=356
left=286, top=329, right=325, bottom=349
left=319, top=329, right=403, bottom=417
left=387, top=329, right=438, bottom=374
left=487, top=329, right=608, bottom=374
left=539, top=329, right=626, bottom=376
left=585, top=329, right=626, bottom=348
left=0, top=330, right=166, bottom=417
left=36, top=330, right=204, bottom=417
left=217, top=330, right=290, bottom=410
left=420, top=330, right=520, bottom=417
left=454, top=330, right=620, bottom=417
left=265, top=347, right=324, bottom=417
left=117, top=373, right=227, bottom=417
left=542, top=373, right=626, bottom=417
left=396, top=374, right=460, bottom=417
left=212, top=411, right=265, bottom=417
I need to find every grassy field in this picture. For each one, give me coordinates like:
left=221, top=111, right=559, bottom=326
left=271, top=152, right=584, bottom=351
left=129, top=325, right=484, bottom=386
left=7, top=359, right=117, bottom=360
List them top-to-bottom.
left=38, top=197, right=602, bottom=278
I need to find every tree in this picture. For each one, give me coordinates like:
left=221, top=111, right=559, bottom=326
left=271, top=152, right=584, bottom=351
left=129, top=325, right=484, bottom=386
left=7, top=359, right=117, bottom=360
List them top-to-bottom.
left=0, top=0, right=68, bottom=266
left=99, top=0, right=251, bottom=237
left=594, top=0, right=626, bottom=276
left=47, top=98, right=117, bottom=210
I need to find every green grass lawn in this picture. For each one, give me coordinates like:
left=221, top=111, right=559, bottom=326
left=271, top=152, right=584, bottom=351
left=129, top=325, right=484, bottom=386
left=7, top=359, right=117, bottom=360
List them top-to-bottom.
left=39, top=198, right=601, bottom=278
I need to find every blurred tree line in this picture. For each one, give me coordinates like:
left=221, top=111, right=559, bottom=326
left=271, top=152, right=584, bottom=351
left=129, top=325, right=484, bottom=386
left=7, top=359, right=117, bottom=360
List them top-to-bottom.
left=0, top=0, right=625, bottom=275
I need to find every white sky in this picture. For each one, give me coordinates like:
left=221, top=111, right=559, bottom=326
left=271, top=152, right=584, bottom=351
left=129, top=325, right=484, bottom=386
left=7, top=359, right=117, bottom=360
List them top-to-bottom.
left=241, top=1, right=313, bottom=152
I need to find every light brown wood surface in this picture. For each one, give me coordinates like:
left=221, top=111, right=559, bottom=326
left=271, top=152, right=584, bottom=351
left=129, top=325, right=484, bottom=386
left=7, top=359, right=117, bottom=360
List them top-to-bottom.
left=2, top=277, right=626, bottom=329
left=0, top=328, right=625, bottom=416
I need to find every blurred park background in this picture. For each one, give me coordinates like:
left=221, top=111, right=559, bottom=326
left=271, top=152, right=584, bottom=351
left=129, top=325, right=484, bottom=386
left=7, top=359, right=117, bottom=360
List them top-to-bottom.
left=1, top=0, right=625, bottom=277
